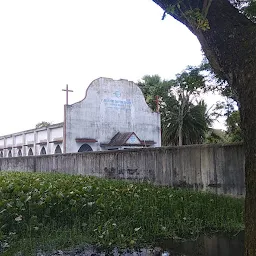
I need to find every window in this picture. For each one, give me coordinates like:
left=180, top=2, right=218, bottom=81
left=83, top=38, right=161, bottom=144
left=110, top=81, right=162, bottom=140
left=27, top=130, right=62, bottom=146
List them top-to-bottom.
left=78, top=144, right=93, bottom=152
left=54, top=145, right=62, bottom=154
left=40, top=147, right=46, bottom=155
left=28, top=148, right=33, bottom=156
left=18, top=149, right=22, bottom=156
left=8, top=150, right=12, bottom=158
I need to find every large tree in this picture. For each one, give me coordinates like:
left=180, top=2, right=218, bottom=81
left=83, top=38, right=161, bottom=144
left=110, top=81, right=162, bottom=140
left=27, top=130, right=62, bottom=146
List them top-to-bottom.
left=150, top=0, right=256, bottom=254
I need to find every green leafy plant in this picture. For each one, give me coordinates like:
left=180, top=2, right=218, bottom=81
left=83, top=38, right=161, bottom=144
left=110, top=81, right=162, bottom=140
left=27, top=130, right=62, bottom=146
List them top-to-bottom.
left=0, top=172, right=244, bottom=255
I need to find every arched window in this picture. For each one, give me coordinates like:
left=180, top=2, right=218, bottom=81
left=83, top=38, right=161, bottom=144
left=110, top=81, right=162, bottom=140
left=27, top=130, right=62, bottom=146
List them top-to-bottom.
left=78, top=144, right=93, bottom=152
left=54, top=145, right=62, bottom=154
left=40, top=147, right=46, bottom=155
left=28, top=148, right=33, bottom=156
left=18, top=149, right=22, bottom=156
left=8, top=150, right=12, bottom=158
left=0, top=151, right=3, bottom=158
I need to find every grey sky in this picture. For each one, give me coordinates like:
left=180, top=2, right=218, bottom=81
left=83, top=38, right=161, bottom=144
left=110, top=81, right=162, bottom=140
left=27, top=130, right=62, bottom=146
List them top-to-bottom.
left=0, top=0, right=223, bottom=136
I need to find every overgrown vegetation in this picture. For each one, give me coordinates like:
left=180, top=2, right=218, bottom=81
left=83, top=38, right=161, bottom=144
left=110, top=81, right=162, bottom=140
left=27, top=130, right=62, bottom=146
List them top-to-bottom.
left=138, top=63, right=243, bottom=145
left=138, top=68, right=216, bottom=146
left=0, top=172, right=244, bottom=255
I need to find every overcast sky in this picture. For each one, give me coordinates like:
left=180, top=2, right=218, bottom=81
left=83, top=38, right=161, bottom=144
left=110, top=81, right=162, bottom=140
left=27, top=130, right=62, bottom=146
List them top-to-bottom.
left=0, top=0, right=223, bottom=136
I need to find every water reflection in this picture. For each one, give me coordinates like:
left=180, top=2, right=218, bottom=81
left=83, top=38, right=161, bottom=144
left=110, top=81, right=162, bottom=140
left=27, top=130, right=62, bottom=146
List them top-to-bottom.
left=35, top=232, right=244, bottom=255
left=158, top=232, right=244, bottom=256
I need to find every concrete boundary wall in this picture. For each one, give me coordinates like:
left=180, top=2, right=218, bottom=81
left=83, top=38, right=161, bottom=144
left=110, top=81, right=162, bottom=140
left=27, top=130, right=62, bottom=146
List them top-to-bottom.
left=0, top=143, right=245, bottom=197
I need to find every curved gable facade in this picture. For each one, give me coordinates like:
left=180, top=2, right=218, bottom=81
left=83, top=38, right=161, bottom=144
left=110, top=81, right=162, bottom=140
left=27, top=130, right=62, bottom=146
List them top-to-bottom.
left=66, top=77, right=161, bottom=152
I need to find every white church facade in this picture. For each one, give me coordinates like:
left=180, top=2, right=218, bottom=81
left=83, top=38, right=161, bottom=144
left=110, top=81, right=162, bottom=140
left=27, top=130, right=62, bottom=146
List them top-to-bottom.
left=0, top=78, right=161, bottom=157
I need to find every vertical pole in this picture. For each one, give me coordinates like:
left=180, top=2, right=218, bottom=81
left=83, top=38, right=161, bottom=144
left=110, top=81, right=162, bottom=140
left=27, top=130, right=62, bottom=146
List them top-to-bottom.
left=62, top=84, right=73, bottom=154
left=64, top=84, right=68, bottom=154
left=66, top=84, right=68, bottom=105
left=154, top=95, right=161, bottom=147
left=156, top=95, right=159, bottom=112
left=63, top=104, right=66, bottom=153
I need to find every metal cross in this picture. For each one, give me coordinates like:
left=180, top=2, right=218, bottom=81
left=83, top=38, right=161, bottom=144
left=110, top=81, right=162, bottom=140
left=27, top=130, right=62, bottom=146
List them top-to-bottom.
left=62, top=84, right=73, bottom=105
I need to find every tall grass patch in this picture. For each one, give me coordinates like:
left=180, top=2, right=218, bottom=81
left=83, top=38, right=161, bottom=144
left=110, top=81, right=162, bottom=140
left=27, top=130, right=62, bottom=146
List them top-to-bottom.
left=0, top=172, right=244, bottom=255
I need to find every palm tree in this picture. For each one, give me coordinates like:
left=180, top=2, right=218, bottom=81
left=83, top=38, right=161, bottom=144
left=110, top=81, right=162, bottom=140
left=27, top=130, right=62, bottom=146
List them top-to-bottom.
left=139, top=67, right=214, bottom=146
left=138, top=75, right=171, bottom=112
left=162, top=100, right=213, bottom=145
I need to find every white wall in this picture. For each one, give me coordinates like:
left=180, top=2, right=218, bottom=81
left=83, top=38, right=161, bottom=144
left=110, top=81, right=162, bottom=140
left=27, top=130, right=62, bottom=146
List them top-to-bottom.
left=0, top=78, right=161, bottom=156
left=66, top=78, right=161, bottom=153
left=0, top=124, right=63, bottom=157
left=49, top=127, right=63, bottom=154
left=50, top=127, right=63, bottom=140
left=37, top=130, right=47, bottom=142
left=24, top=132, right=35, bottom=156
left=25, top=132, right=34, bottom=143
left=15, top=135, right=23, bottom=145
left=6, top=137, right=12, bottom=147
left=0, top=139, right=4, bottom=148
left=0, top=139, right=4, bottom=157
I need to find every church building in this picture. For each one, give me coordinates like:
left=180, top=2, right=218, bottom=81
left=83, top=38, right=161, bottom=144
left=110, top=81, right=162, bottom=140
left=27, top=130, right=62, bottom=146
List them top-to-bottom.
left=0, top=78, right=161, bottom=157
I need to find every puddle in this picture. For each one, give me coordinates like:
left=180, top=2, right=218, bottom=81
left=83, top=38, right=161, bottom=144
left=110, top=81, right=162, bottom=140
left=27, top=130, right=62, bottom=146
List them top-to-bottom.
left=158, top=231, right=244, bottom=256
left=35, top=247, right=183, bottom=255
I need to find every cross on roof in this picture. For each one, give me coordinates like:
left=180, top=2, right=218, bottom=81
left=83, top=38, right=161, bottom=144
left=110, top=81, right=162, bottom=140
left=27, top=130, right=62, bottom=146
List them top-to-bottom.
left=62, top=84, right=73, bottom=105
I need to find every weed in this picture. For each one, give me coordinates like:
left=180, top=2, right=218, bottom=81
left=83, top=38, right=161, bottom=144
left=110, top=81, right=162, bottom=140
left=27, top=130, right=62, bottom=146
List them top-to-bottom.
left=0, top=172, right=244, bottom=255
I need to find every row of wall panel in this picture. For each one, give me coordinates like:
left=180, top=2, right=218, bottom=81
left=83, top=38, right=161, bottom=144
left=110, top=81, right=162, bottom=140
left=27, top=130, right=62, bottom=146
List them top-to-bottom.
left=0, top=125, right=63, bottom=157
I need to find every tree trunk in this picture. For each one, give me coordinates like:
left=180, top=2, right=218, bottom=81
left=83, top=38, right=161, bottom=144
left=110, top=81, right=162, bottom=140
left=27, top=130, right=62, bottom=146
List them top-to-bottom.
left=151, top=0, right=256, bottom=254
left=238, top=77, right=256, bottom=256
left=178, top=93, right=186, bottom=146
left=178, top=121, right=183, bottom=146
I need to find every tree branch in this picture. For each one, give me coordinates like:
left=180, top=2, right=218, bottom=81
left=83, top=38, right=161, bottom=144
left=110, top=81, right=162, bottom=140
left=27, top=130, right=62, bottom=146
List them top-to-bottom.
left=153, top=0, right=256, bottom=85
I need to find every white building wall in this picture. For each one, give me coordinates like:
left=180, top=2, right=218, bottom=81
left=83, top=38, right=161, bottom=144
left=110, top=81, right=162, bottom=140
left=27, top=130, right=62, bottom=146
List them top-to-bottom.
left=0, top=77, right=161, bottom=156
left=66, top=78, right=161, bottom=153
left=0, top=123, right=63, bottom=157
left=50, top=127, right=63, bottom=154
left=51, top=127, right=63, bottom=140
left=36, top=130, right=47, bottom=155
left=37, top=130, right=47, bottom=142
left=25, top=132, right=35, bottom=156
left=25, top=133, right=34, bottom=144
left=13, top=135, right=23, bottom=157
left=15, top=135, right=23, bottom=145
left=5, top=137, right=13, bottom=157
left=6, top=137, right=12, bottom=147
left=0, top=139, right=4, bottom=148
left=0, top=139, right=4, bottom=157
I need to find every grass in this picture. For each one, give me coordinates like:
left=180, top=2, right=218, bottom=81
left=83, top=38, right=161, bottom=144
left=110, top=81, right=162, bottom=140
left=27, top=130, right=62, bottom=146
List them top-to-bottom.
left=0, top=171, right=244, bottom=255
